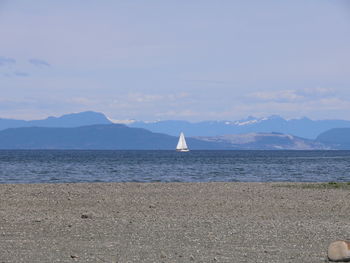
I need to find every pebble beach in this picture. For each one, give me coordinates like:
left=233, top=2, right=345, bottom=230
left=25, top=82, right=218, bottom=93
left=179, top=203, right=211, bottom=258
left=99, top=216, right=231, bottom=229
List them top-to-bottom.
left=0, top=182, right=349, bottom=262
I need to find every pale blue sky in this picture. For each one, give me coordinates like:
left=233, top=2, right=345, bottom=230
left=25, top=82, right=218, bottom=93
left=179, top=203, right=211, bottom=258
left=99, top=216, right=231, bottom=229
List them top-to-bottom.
left=1, top=0, right=350, bottom=121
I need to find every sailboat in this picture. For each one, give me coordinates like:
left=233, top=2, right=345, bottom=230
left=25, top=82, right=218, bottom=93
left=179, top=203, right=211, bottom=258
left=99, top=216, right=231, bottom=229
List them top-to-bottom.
left=176, top=132, right=189, bottom=152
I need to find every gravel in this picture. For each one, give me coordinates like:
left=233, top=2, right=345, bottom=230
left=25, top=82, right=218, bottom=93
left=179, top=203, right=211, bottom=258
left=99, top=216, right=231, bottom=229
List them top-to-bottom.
left=0, top=182, right=349, bottom=262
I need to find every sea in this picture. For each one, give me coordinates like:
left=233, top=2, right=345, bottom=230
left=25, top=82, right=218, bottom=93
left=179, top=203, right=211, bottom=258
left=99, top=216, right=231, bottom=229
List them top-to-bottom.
left=0, top=150, right=350, bottom=184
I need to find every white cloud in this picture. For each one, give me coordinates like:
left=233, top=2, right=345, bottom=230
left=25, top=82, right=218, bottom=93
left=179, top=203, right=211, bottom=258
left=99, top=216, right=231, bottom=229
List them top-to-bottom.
left=296, top=87, right=335, bottom=98
left=250, top=88, right=337, bottom=103
left=250, top=90, right=303, bottom=102
left=126, top=92, right=189, bottom=103
left=220, top=96, right=350, bottom=120
left=66, top=97, right=99, bottom=106
left=155, top=109, right=199, bottom=118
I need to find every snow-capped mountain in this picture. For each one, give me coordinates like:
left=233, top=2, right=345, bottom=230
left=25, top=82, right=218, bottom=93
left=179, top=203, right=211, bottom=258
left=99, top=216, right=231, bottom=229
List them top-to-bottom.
left=0, top=112, right=350, bottom=141
left=129, top=115, right=350, bottom=139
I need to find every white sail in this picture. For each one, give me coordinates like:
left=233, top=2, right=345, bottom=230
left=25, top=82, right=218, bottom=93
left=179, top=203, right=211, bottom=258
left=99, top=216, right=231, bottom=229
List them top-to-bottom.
left=176, top=132, right=189, bottom=152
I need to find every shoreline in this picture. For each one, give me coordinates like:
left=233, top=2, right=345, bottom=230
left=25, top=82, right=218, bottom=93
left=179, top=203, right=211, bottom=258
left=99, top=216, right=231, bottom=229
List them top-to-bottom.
left=1, top=182, right=348, bottom=262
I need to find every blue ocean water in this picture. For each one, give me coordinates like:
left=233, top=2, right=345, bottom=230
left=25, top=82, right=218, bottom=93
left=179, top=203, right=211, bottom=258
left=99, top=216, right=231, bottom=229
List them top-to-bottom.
left=0, top=150, right=349, bottom=184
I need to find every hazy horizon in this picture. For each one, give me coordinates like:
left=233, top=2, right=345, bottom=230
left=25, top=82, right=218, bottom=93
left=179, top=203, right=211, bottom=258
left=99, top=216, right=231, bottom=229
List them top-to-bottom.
left=1, top=0, right=350, bottom=121
left=1, top=110, right=350, bottom=123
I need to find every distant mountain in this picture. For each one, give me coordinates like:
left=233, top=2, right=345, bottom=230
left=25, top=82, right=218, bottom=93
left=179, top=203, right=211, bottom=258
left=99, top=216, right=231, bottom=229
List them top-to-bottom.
left=0, top=111, right=112, bottom=130
left=1, top=112, right=350, bottom=142
left=129, top=115, right=350, bottom=139
left=0, top=124, right=226, bottom=150
left=0, top=124, right=332, bottom=150
left=316, top=128, right=350, bottom=149
left=196, top=132, right=331, bottom=150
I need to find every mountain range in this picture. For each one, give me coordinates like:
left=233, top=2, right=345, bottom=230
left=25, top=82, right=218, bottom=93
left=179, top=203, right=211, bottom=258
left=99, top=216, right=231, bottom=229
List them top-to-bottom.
left=0, top=111, right=349, bottom=149
left=0, top=111, right=112, bottom=130
left=1, top=111, right=350, bottom=140
left=129, top=115, right=350, bottom=139
left=0, top=124, right=334, bottom=150
left=0, top=124, right=227, bottom=150
left=316, top=128, right=350, bottom=150
left=196, top=132, right=330, bottom=150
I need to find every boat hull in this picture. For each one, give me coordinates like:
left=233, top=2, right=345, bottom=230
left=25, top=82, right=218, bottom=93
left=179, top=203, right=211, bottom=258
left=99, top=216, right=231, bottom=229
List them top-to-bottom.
left=176, top=149, right=189, bottom=152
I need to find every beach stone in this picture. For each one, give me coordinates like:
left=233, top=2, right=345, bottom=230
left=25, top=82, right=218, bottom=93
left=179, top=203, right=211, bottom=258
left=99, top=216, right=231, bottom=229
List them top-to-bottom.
left=81, top=213, right=93, bottom=219
left=328, top=240, right=350, bottom=262
left=160, top=251, right=167, bottom=258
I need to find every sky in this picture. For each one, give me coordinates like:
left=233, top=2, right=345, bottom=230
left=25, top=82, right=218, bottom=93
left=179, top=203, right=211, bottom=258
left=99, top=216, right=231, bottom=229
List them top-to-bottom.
left=1, top=0, right=350, bottom=122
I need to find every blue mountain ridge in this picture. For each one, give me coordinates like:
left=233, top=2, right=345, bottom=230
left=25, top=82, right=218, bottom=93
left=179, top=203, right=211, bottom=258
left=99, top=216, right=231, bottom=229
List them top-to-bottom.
left=0, top=111, right=111, bottom=130
left=0, top=111, right=350, bottom=147
left=129, top=115, right=350, bottom=139
left=0, top=124, right=228, bottom=150
left=0, top=124, right=335, bottom=150
left=316, top=128, right=350, bottom=149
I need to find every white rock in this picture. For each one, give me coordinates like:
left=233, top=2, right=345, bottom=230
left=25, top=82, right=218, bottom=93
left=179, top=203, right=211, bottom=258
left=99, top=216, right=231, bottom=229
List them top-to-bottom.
left=328, top=240, right=350, bottom=262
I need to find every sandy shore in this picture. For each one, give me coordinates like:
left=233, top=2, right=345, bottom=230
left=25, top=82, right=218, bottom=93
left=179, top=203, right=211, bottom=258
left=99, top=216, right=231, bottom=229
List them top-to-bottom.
left=0, top=182, right=349, bottom=262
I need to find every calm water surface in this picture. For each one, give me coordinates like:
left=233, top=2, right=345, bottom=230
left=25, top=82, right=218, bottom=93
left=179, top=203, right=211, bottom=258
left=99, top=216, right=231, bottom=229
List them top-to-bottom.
left=0, top=150, right=349, bottom=184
